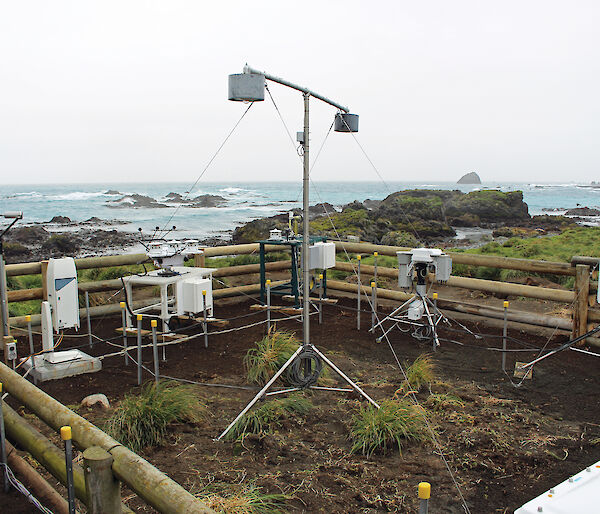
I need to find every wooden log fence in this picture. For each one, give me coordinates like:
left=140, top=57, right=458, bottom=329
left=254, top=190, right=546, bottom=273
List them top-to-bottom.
left=4, top=241, right=597, bottom=341
left=0, top=361, right=215, bottom=513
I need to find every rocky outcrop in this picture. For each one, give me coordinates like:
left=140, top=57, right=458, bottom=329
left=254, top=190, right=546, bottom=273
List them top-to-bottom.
left=457, top=172, right=481, bottom=184
left=107, top=192, right=228, bottom=209
left=107, top=194, right=168, bottom=209
left=565, top=207, right=600, bottom=216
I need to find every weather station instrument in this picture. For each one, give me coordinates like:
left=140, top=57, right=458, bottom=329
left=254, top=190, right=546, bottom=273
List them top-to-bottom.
left=217, top=64, right=379, bottom=441
left=371, top=248, right=453, bottom=349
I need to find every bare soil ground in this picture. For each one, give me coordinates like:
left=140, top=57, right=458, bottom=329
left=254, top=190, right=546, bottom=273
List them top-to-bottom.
left=3, top=296, right=600, bottom=513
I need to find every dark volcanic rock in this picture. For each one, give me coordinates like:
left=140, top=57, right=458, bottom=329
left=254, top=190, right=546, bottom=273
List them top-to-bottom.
left=457, top=172, right=481, bottom=184
left=104, top=190, right=121, bottom=195
left=107, top=194, right=168, bottom=209
left=190, top=194, right=227, bottom=208
left=309, top=203, right=337, bottom=217
left=565, top=207, right=600, bottom=216
left=232, top=213, right=288, bottom=243
left=48, top=216, right=72, bottom=224
left=9, top=226, right=50, bottom=245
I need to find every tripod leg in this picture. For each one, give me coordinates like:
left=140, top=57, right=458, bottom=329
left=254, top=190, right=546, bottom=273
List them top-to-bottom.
left=370, top=295, right=416, bottom=333
left=422, top=297, right=440, bottom=350
left=216, top=345, right=304, bottom=441
left=311, top=346, right=380, bottom=409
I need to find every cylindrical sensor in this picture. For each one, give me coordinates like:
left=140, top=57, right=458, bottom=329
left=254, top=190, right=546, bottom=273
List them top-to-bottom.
left=228, top=73, right=265, bottom=102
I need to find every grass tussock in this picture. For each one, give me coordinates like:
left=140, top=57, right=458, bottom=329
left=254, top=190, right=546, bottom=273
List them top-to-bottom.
left=244, top=331, right=300, bottom=385
left=401, top=354, right=435, bottom=393
left=105, top=381, right=206, bottom=451
left=425, top=393, right=464, bottom=411
left=224, top=395, right=312, bottom=441
left=349, top=399, right=430, bottom=457
left=199, top=483, right=288, bottom=514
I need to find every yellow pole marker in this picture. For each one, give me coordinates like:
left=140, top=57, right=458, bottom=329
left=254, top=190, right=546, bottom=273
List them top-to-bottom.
left=374, top=252, right=378, bottom=257
left=357, top=255, right=361, bottom=261
left=319, top=274, right=323, bottom=280
left=266, top=279, right=271, bottom=285
left=371, top=281, right=376, bottom=288
left=432, top=293, right=438, bottom=300
left=120, top=301, right=126, bottom=309
left=504, top=301, right=509, bottom=308
left=137, top=314, right=143, bottom=321
left=25, top=315, right=31, bottom=323
left=151, top=319, right=157, bottom=328
left=0, top=382, right=2, bottom=393
left=60, top=426, right=72, bottom=441
left=418, top=481, right=431, bottom=499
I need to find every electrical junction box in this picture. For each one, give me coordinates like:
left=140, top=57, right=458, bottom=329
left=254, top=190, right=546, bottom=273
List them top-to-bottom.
left=309, top=242, right=336, bottom=270
left=397, top=252, right=413, bottom=288
left=46, top=257, right=80, bottom=332
left=176, top=277, right=213, bottom=316
left=408, top=299, right=424, bottom=321
left=6, top=341, right=17, bottom=361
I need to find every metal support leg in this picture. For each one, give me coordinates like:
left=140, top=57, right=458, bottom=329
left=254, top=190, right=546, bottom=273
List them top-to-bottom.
left=0, top=255, right=10, bottom=338
left=357, top=257, right=361, bottom=330
left=318, top=274, right=323, bottom=325
left=266, top=280, right=271, bottom=333
left=371, top=281, right=376, bottom=330
left=85, top=291, right=93, bottom=348
left=422, top=296, right=440, bottom=350
left=502, top=301, right=509, bottom=372
left=120, top=303, right=128, bottom=366
left=136, top=315, right=143, bottom=386
left=26, top=317, right=37, bottom=385
left=151, top=322, right=159, bottom=385
left=217, top=345, right=304, bottom=441
left=311, top=345, right=380, bottom=408
left=0, top=384, right=8, bottom=492
left=61, top=427, right=76, bottom=514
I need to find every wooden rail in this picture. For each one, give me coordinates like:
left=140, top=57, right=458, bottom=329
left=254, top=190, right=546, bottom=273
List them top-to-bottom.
left=0, top=361, right=215, bottom=513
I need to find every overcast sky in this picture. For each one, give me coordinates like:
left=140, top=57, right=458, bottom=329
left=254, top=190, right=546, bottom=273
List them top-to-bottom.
left=1, top=1, right=598, bottom=184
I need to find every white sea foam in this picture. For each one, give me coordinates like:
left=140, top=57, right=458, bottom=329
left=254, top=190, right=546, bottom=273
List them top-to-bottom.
left=47, top=191, right=107, bottom=201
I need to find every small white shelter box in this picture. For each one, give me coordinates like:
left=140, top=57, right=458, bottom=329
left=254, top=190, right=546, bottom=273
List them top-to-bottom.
left=309, top=242, right=336, bottom=270
left=46, top=257, right=80, bottom=332
left=176, top=277, right=213, bottom=316
left=515, top=459, right=600, bottom=513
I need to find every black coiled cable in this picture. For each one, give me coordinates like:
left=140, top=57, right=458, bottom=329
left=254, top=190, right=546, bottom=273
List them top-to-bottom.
left=287, top=347, right=323, bottom=387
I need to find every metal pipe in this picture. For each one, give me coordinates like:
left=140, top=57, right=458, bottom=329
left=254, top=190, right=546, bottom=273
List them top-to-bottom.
left=243, top=65, right=349, bottom=112
left=302, top=92, right=310, bottom=350
left=0, top=254, right=9, bottom=337
left=357, top=257, right=361, bottom=330
left=318, top=274, right=323, bottom=325
left=266, top=280, right=271, bottom=333
left=371, top=281, right=376, bottom=330
left=202, top=290, right=208, bottom=349
left=85, top=291, right=93, bottom=348
left=502, top=301, right=509, bottom=372
left=120, top=302, right=128, bottom=366
left=136, top=314, right=143, bottom=386
left=26, top=315, right=36, bottom=385
left=151, top=320, right=159, bottom=385
left=0, top=383, right=8, bottom=492
left=60, top=426, right=76, bottom=514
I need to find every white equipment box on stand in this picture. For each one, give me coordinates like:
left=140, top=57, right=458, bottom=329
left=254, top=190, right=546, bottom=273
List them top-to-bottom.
left=22, top=257, right=100, bottom=382
left=122, top=266, right=214, bottom=330
left=515, top=459, right=600, bottom=513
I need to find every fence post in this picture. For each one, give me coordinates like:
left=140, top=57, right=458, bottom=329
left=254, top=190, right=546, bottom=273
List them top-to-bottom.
left=194, top=253, right=206, bottom=268
left=573, top=264, right=590, bottom=341
left=60, top=426, right=76, bottom=514
left=83, top=446, right=121, bottom=514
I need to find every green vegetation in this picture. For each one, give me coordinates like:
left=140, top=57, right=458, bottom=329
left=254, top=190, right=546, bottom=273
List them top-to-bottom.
left=199, top=252, right=290, bottom=269
left=78, top=264, right=152, bottom=282
left=244, top=331, right=300, bottom=386
left=401, top=354, right=435, bottom=393
left=105, top=381, right=206, bottom=451
left=425, top=393, right=465, bottom=411
left=223, top=395, right=312, bottom=441
left=349, top=399, right=430, bottom=457
left=199, top=482, right=288, bottom=514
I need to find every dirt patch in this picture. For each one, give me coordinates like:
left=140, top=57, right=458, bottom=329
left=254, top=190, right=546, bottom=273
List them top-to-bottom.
left=3, top=297, right=600, bottom=513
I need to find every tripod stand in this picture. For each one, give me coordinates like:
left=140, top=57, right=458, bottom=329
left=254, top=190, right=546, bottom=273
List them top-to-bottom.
left=370, top=262, right=447, bottom=351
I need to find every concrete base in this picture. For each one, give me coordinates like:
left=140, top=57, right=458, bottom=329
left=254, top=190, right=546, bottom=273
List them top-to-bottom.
left=22, top=350, right=101, bottom=382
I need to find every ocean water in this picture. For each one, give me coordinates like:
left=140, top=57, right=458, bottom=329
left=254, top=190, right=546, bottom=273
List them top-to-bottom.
left=1, top=181, right=599, bottom=240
